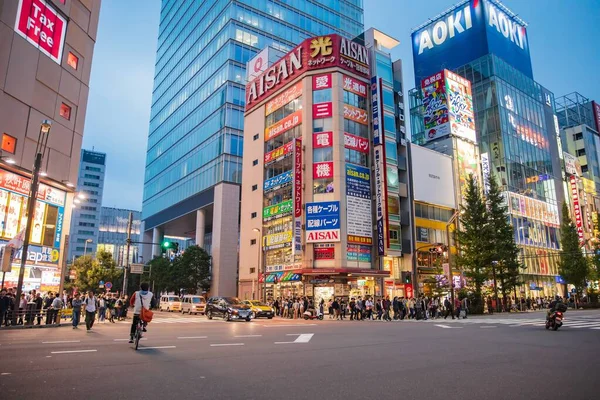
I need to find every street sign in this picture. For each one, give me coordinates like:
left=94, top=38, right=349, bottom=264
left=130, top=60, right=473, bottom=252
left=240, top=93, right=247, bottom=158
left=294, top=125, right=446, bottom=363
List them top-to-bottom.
left=130, top=263, right=144, bottom=274
left=105, top=282, right=113, bottom=290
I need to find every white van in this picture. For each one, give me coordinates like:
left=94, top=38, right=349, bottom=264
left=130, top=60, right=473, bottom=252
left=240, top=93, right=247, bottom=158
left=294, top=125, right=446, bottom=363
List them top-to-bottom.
left=159, top=295, right=182, bottom=312
left=181, top=295, right=206, bottom=315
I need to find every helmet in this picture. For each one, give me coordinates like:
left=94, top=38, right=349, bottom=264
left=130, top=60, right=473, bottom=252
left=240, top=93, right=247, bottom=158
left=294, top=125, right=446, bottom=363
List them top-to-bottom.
left=555, top=295, right=561, bottom=301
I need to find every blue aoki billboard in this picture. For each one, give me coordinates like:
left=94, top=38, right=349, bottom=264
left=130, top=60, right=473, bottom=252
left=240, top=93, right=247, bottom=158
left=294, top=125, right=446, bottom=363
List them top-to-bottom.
left=411, top=0, right=533, bottom=86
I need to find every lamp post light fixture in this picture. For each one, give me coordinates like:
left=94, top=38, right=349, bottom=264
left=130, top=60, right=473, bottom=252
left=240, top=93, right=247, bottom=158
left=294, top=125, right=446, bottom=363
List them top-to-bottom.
left=13, top=120, right=52, bottom=325
left=84, top=238, right=93, bottom=257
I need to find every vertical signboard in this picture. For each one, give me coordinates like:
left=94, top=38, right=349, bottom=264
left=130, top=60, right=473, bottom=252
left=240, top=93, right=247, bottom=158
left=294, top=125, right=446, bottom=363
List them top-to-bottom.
left=445, top=70, right=476, bottom=143
left=421, top=72, right=449, bottom=142
left=371, top=76, right=382, bottom=145
left=593, top=101, right=600, bottom=134
left=293, top=139, right=303, bottom=256
left=374, top=146, right=386, bottom=255
left=481, top=152, right=491, bottom=194
left=346, top=164, right=372, bottom=245
left=569, top=176, right=584, bottom=245
left=305, top=202, right=341, bottom=243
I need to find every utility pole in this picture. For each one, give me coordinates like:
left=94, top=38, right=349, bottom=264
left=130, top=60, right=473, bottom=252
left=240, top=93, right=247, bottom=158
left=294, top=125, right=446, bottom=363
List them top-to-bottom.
left=122, top=212, right=133, bottom=295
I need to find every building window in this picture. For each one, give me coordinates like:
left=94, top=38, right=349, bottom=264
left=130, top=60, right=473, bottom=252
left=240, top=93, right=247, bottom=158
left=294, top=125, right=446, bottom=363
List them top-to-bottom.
left=67, top=52, right=78, bottom=69
left=60, top=103, right=71, bottom=120
left=574, top=132, right=583, bottom=141
left=1, top=133, right=16, bottom=153
left=253, top=134, right=259, bottom=141
left=577, top=149, right=586, bottom=156
left=253, top=159, right=258, bottom=166
left=582, top=165, right=589, bottom=173
left=85, top=166, right=102, bottom=172
left=84, top=174, right=100, bottom=180
left=83, top=182, right=99, bottom=187
left=252, top=184, right=258, bottom=191
left=251, top=212, right=257, bottom=218
left=250, top=239, right=257, bottom=245
left=250, top=268, right=256, bottom=274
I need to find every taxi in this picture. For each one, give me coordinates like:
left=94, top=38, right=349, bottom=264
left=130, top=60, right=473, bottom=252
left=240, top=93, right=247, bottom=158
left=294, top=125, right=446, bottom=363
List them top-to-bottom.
left=242, top=300, right=275, bottom=319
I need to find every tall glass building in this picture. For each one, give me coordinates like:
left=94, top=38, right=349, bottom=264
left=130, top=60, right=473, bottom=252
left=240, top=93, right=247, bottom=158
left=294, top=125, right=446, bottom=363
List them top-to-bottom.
left=409, top=0, right=566, bottom=297
left=142, top=1, right=364, bottom=295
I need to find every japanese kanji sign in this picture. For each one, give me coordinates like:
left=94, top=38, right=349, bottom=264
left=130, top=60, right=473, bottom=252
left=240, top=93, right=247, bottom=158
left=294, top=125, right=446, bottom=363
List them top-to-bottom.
left=312, top=73, right=332, bottom=90
left=342, top=75, right=367, bottom=97
left=371, top=76, right=383, bottom=145
left=265, top=81, right=303, bottom=116
left=313, top=102, right=332, bottom=119
left=344, top=104, right=368, bottom=125
left=265, top=110, right=302, bottom=141
left=313, top=131, right=333, bottom=149
left=344, top=132, right=369, bottom=154
left=293, top=139, right=302, bottom=218
left=264, top=141, right=294, bottom=165
left=374, top=146, right=386, bottom=255
left=313, top=161, right=334, bottom=179
left=346, top=164, right=372, bottom=245
left=0, top=169, right=65, bottom=207
left=264, top=170, right=293, bottom=192
left=570, top=175, right=584, bottom=245
left=263, top=200, right=293, bottom=220
left=305, top=201, right=341, bottom=243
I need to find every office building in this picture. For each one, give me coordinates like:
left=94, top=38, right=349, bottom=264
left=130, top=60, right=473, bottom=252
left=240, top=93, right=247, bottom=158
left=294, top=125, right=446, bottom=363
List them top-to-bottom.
left=0, top=0, right=101, bottom=292
left=141, top=0, right=364, bottom=296
left=409, top=0, right=565, bottom=297
left=68, top=149, right=105, bottom=260
left=98, top=207, right=141, bottom=265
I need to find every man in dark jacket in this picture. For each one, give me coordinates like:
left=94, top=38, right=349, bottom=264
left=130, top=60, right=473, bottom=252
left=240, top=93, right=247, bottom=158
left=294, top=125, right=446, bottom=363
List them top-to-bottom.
left=0, top=289, right=10, bottom=328
left=44, top=292, right=54, bottom=324
left=33, top=293, right=43, bottom=325
left=444, top=297, right=454, bottom=320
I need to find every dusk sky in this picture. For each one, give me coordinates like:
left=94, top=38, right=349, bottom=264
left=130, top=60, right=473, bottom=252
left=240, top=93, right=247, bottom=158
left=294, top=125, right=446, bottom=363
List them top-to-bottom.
left=83, top=0, right=600, bottom=211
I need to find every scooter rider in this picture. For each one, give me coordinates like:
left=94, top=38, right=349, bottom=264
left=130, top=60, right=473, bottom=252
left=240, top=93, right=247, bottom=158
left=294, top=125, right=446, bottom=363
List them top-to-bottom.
left=547, top=295, right=564, bottom=319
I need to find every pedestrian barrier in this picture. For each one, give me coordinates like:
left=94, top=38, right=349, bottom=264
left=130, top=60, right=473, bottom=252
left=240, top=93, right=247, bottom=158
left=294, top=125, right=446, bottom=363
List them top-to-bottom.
left=0, top=307, right=76, bottom=328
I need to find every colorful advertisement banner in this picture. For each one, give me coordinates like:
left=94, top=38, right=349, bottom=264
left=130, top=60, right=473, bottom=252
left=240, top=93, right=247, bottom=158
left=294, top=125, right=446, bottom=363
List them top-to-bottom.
left=445, top=70, right=476, bottom=143
left=421, top=71, right=449, bottom=142
left=312, top=73, right=332, bottom=90
left=343, top=75, right=367, bottom=97
left=371, top=76, right=382, bottom=145
left=265, top=81, right=303, bottom=115
left=313, top=102, right=333, bottom=118
left=344, top=104, right=368, bottom=125
left=265, top=110, right=302, bottom=141
left=313, top=131, right=333, bottom=149
left=344, top=132, right=369, bottom=154
left=455, top=139, right=479, bottom=201
left=264, top=141, right=294, bottom=165
left=374, top=146, right=386, bottom=255
left=563, top=152, right=581, bottom=176
left=313, top=161, right=334, bottom=179
left=346, top=164, right=372, bottom=245
left=0, top=169, right=66, bottom=207
left=264, top=170, right=293, bottom=191
left=570, top=176, right=584, bottom=245
left=506, top=192, right=560, bottom=226
left=263, top=200, right=293, bottom=220
left=306, top=201, right=341, bottom=243
left=264, top=231, right=293, bottom=250
left=347, top=244, right=372, bottom=263
left=314, top=247, right=335, bottom=260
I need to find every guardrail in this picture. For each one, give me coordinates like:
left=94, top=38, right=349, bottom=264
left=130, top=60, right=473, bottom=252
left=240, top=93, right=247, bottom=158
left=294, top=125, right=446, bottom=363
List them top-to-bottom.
left=1, top=307, right=76, bottom=328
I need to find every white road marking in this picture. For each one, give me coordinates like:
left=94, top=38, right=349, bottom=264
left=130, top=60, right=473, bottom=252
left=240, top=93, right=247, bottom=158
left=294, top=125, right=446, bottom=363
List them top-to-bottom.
left=262, top=324, right=316, bottom=327
left=435, top=324, right=463, bottom=329
left=480, top=326, right=497, bottom=328
left=275, top=333, right=314, bottom=344
left=234, top=335, right=262, bottom=338
left=177, top=336, right=208, bottom=339
left=42, top=340, right=81, bottom=344
left=210, top=343, right=244, bottom=347
left=138, top=346, right=176, bottom=350
left=51, top=349, right=97, bottom=354
left=1, top=373, right=11, bottom=376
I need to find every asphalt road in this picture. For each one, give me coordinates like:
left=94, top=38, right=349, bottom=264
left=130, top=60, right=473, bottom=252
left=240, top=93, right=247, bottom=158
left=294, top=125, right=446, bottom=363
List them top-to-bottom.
left=1, top=309, right=599, bottom=400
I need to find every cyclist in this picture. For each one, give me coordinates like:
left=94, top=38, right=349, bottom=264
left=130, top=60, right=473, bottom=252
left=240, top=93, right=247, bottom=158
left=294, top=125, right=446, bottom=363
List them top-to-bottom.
left=128, top=282, right=156, bottom=343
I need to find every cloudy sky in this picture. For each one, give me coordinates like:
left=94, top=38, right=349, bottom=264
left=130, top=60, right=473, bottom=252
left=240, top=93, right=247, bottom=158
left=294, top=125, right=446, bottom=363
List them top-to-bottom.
left=82, top=0, right=600, bottom=211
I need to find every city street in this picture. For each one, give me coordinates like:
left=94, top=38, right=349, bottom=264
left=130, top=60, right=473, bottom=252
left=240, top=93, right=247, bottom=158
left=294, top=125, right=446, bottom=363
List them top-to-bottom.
left=1, top=310, right=599, bottom=400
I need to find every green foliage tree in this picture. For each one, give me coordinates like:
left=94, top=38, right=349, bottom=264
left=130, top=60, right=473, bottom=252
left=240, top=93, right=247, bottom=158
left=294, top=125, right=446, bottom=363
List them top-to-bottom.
left=455, top=174, right=492, bottom=313
left=485, top=174, right=522, bottom=310
left=558, top=202, right=590, bottom=297
left=173, top=245, right=211, bottom=294
left=66, top=250, right=121, bottom=293
left=145, top=256, right=177, bottom=294
left=423, top=261, right=449, bottom=301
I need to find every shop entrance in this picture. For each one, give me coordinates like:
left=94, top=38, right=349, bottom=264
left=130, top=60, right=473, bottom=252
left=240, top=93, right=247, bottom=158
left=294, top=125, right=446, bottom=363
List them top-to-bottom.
left=314, top=286, right=334, bottom=311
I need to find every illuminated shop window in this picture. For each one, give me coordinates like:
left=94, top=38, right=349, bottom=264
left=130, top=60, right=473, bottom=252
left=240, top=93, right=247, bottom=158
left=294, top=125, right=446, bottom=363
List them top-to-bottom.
left=67, top=52, right=78, bottom=69
left=60, top=103, right=71, bottom=120
left=1, top=133, right=16, bottom=154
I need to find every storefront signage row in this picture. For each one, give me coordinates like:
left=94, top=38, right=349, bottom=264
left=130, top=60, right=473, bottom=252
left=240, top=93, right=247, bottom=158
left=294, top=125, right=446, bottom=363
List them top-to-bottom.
left=246, top=34, right=369, bottom=112
left=265, top=110, right=302, bottom=142
left=264, top=141, right=294, bottom=165
left=0, top=169, right=66, bottom=207
left=263, top=200, right=293, bottom=220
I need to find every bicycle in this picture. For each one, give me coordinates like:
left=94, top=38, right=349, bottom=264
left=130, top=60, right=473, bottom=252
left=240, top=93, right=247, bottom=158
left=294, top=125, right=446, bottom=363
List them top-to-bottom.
left=133, top=317, right=144, bottom=350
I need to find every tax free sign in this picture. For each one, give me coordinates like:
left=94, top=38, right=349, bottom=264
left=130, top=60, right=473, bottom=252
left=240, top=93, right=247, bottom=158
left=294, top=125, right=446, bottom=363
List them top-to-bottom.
left=14, top=0, right=67, bottom=65
left=411, top=0, right=532, bottom=87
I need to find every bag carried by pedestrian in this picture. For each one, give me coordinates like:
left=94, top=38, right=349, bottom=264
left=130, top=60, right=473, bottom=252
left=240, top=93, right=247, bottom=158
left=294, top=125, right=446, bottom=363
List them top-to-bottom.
left=140, top=294, right=153, bottom=323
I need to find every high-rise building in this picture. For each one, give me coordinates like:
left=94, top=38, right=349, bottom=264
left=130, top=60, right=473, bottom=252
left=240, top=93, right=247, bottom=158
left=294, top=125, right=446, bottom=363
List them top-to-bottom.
left=0, top=0, right=101, bottom=293
left=142, top=0, right=364, bottom=296
left=409, top=0, right=566, bottom=297
left=68, top=149, right=105, bottom=260
left=98, top=207, right=141, bottom=265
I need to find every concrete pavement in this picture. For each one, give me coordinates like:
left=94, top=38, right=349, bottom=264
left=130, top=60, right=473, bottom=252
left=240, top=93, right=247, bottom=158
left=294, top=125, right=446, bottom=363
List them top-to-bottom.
left=0, top=310, right=599, bottom=399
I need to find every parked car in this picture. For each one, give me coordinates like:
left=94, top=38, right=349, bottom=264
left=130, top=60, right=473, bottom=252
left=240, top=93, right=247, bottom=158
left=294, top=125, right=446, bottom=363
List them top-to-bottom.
left=159, top=295, right=181, bottom=312
left=181, top=295, right=206, bottom=315
left=206, top=297, right=253, bottom=322
left=242, top=300, right=274, bottom=319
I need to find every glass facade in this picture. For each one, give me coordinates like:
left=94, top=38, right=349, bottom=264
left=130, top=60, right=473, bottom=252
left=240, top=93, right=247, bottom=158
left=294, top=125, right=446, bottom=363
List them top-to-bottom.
left=143, top=0, right=364, bottom=221
left=97, top=208, right=142, bottom=265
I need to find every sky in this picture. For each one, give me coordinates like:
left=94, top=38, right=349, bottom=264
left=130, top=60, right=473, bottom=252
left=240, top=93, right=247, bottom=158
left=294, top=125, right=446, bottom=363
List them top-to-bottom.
left=83, top=0, right=600, bottom=211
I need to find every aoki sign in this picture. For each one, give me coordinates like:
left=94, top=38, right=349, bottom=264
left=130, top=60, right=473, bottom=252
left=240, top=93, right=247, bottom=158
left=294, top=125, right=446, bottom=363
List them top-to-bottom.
left=417, top=4, right=472, bottom=55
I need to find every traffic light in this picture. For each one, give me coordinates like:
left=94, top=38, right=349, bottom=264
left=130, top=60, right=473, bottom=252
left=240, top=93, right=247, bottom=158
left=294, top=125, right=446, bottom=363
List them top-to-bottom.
left=161, top=240, right=179, bottom=254
left=401, top=271, right=412, bottom=284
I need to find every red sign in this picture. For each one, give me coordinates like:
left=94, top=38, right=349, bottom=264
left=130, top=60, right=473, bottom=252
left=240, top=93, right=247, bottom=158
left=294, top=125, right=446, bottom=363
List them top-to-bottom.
left=15, top=0, right=67, bottom=65
left=246, top=34, right=369, bottom=112
left=421, top=70, right=445, bottom=88
left=313, top=74, right=332, bottom=90
left=342, top=75, right=367, bottom=97
left=265, top=82, right=303, bottom=115
left=593, top=101, right=600, bottom=133
left=313, top=102, right=332, bottom=119
left=343, top=104, right=368, bottom=125
left=265, top=110, right=302, bottom=141
left=313, top=131, right=333, bottom=149
left=344, top=132, right=369, bottom=154
left=294, top=139, right=302, bottom=218
left=264, top=141, right=293, bottom=164
left=313, top=161, right=333, bottom=179
left=0, top=169, right=66, bottom=207
left=570, top=175, right=584, bottom=245
left=314, top=247, right=334, bottom=260
left=405, top=284, right=414, bottom=299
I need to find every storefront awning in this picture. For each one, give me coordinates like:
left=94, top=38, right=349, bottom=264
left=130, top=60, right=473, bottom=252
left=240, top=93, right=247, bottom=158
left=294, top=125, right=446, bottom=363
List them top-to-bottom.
left=259, top=271, right=302, bottom=283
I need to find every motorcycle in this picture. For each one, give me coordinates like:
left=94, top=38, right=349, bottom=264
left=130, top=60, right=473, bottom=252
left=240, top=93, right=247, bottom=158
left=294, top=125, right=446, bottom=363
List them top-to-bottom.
left=545, top=303, right=567, bottom=331
left=303, top=309, right=324, bottom=320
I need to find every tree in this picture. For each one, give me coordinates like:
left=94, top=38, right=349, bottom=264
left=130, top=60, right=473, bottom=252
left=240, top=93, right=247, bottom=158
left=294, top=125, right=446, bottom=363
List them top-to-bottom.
left=455, top=174, right=492, bottom=313
left=485, top=174, right=522, bottom=310
left=558, top=202, right=589, bottom=297
left=173, top=245, right=211, bottom=294
left=66, top=250, right=121, bottom=294
left=146, top=256, right=177, bottom=294
left=423, top=261, right=449, bottom=301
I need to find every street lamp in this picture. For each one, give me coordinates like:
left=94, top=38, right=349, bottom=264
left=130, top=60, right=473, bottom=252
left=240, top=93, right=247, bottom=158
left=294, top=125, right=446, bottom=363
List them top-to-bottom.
left=13, top=120, right=52, bottom=325
left=252, top=227, right=265, bottom=301
left=84, top=238, right=93, bottom=257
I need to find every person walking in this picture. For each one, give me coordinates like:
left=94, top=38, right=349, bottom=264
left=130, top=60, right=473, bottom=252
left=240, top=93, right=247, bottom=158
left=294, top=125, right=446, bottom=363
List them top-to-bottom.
left=0, top=289, right=9, bottom=328
left=84, top=291, right=97, bottom=332
left=43, top=292, right=54, bottom=325
left=51, top=293, right=63, bottom=324
left=71, top=293, right=83, bottom=329
left=16, top=294, right=26, bottom=325
left=98, top=295, right=106, bottom=323
left=356, top=297, right=363, bottom=320
left=365, top=297, right=374, bottom=320
left=383, top=297, right=391, bottom=321
left=444, top=297, right=454, bottom=320
left=332, top=298, right=340, bottom=320
left=340, top=298, right=347, bottom=320
left=349, top=298, right=356, bottom=320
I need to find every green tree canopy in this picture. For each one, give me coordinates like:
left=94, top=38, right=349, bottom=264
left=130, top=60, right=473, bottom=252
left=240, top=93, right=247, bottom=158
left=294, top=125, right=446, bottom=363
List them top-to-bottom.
left=558, top=202, right=589, bottom=296
left=66, top=250, right=121, bottom=294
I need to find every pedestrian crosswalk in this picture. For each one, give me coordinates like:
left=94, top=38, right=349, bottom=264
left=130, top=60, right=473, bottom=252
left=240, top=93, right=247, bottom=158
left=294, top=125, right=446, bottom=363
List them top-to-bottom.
left=442, top=315, right=600, bottom=330
left=151, top=317, right=221, bottom=324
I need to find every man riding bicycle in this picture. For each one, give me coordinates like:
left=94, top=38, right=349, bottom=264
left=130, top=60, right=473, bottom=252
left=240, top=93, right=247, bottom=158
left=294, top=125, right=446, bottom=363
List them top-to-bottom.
left=129, top=282, right=156, bottom=343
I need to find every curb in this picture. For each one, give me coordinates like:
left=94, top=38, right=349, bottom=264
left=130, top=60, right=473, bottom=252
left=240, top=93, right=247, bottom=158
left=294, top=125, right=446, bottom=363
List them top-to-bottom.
left=1, top=322, right=70, bottom=330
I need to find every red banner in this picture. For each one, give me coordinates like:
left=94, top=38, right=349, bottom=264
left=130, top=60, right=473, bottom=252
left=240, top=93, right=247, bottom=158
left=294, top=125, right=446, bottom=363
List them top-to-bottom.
left=313, top=73, right=332, bottom=90
left=342, top=75, right=367, bottom=97
left=265, top=81, right=302, bottom=116
left=593, top=101, right=600, bottom=133
left=313, top=102, right=332, bottom=119
left=343, top=104, right=368, bottom=125
left=265, top=110, right=302, bottom=141
left=313, top=131, right=333, bottom=149
left=344, top=132, right=369, bottom=154
left=294, top=139, right=302, bottom=218
left=264, top=141, right=293, bottom=164
left=313, top=161, right=334, bottom=179
left=0, top=169, right=65, bottom=206
left=570, top=175, right=584, bottom=245
left=314, top=247, right=334, bottom=260
left=405, top=284, right=414, bottom=299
